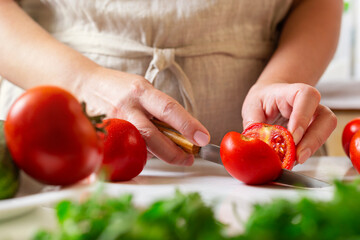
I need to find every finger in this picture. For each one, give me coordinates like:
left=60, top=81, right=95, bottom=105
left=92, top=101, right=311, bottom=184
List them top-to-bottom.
left=242, top=84, right=293, bottom=129
left=286, top=84, right=321, bottom=145
left=272, top=86, right=293, bottom=121
left=140, top=88, right=210, bottom=146
left=242, top=98, right=267, bottom=129
left=296, top=105, right=337, bottom=164
left=127, top=110, right=195, bottom=166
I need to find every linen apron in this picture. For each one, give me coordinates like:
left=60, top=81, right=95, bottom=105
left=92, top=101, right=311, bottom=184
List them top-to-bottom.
left=0, top=0, right=293, bottom=145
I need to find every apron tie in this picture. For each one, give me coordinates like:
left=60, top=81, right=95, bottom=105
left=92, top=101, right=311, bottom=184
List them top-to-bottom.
left=53, top=33, right=276, bottom=116
left=145, top=48, right=197, bottom=115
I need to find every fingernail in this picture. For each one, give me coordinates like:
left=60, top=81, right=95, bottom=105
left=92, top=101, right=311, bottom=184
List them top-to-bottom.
left=292, top=127, right=304, bottom=145
left=194, top=131, right=210, bottom=146
left=298, top=148, right=312, bottom=164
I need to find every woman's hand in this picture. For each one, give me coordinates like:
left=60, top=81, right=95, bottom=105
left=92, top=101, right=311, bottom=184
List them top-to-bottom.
left=240, top=0, right=341, bottom=164
left=0, top=1, right=210, bottom=166
left=77, top=67, right=210, bottom=166
left=242, top=83, right=337, bottom=164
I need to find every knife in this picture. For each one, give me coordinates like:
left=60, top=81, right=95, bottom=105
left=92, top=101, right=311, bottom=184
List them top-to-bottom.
left=151, top=119, right=331, bottom=189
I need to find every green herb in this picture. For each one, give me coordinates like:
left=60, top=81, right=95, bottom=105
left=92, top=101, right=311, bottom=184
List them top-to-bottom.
left=344, top=1, right=350, bottom=13
left=0, top=120, right=20, bottom=200
left=34, top=180, right=360, bottom=240
left=239, top=180, right=360, bottom=240
left=33, top=190, right=228, bottom=240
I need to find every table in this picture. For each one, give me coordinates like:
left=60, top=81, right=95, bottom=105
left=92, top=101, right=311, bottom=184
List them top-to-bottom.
left=0, top=156, right=357, bottom=239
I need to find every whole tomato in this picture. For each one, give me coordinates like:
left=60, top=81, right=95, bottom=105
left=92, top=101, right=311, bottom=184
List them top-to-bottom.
left=4, top=86, right=103, bottom=185
left=342, top=118, right=360, bottom=157
left=100, top=119, right=147, bottom=181
left=242, top=123, right=296, bottom=170
left=349, top=130, right=360, bottom=173
left=220, top=131, right=282, bottom=185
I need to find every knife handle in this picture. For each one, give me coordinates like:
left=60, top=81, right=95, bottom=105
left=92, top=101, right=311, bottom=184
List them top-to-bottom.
left=151, top=119, right=200, bottom=155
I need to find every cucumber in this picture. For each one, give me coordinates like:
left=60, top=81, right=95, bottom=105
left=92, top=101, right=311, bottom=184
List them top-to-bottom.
left=0, top=120, right=20, bottom=200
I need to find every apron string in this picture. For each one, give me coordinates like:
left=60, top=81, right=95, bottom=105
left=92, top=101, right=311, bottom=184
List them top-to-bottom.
left=53, top=33, right=276, bottom=116
left=54, top=33, right=275, bottom=59
left=145, top=48, right=196, bottom=115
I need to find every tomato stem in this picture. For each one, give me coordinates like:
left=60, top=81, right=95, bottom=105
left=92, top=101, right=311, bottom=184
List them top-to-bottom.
left=81, top=102, right=107, bottom=134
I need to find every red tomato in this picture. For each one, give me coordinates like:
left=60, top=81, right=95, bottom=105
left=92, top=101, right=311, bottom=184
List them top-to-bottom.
left=4, top=86, right=103, bottom=186
left=342, top=118, right=360, bottom=157
left=100, top=119, right=147, bottom=181
left=242, top=123, right=296, bottom=170
left=349, top=130, right=360, bottom=173
left=220, top=131, right=282, bottom=185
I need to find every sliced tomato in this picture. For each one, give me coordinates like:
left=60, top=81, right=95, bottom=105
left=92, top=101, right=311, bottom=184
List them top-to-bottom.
left=242, top=123, right=296, bottom=170
left=220, top=132, right=282, bottom=185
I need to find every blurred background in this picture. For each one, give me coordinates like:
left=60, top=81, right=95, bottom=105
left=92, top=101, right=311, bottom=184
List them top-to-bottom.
left=318, top=0, right=360, bottom=156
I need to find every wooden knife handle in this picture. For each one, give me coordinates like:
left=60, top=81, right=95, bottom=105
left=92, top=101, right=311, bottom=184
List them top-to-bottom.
left=151, top=119, right=200, bottom=155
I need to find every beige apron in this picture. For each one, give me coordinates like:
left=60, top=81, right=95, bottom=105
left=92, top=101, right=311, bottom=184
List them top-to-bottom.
left=0, top=0, right=293, bottom=145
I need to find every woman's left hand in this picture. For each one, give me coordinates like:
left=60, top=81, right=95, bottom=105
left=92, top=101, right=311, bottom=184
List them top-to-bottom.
left=242, top=83, right=337, bottom=164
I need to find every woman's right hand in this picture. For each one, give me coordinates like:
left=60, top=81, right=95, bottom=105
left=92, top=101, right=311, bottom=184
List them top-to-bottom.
left=0, top=1, right=210, bottom=166
left=77, top=66, right=210, bottom=166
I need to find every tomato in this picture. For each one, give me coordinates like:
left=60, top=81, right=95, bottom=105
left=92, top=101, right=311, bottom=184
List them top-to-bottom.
left=4, top=86, right=103, bottom=186
left=342, top=118, right=360, bottom=157
left=100, top=119, right=147, bottom=181
left=242, top=123, right=296, bottom=170
left=349, top=130, right=360, bottom=173
left=220, top=131, right=282, bottom=185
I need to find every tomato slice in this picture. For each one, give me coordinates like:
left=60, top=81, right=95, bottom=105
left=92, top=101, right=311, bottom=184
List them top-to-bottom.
left=242, top=123, right=296, bottom=170
left=220, top=132, right=282, bottom=185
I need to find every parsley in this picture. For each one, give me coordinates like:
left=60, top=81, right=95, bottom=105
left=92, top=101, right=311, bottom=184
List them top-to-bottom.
left=34, top=180, right=360, bottom=240
left=239, top=180, right=360, bottom=240
left=33, top=190, right=227, bottom=240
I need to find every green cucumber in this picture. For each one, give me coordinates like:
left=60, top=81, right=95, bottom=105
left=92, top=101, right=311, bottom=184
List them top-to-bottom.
left=0, top=120, right=20, bottom=200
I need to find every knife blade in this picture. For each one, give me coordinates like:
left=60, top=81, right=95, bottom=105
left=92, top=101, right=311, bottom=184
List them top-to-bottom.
left=151, top=119, right=331, bottom=189
left=274, top=168, right=330, bottom=188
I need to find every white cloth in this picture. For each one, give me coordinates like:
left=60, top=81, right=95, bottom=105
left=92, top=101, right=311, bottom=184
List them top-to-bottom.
left=0, top=0, right=293, bottom=144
